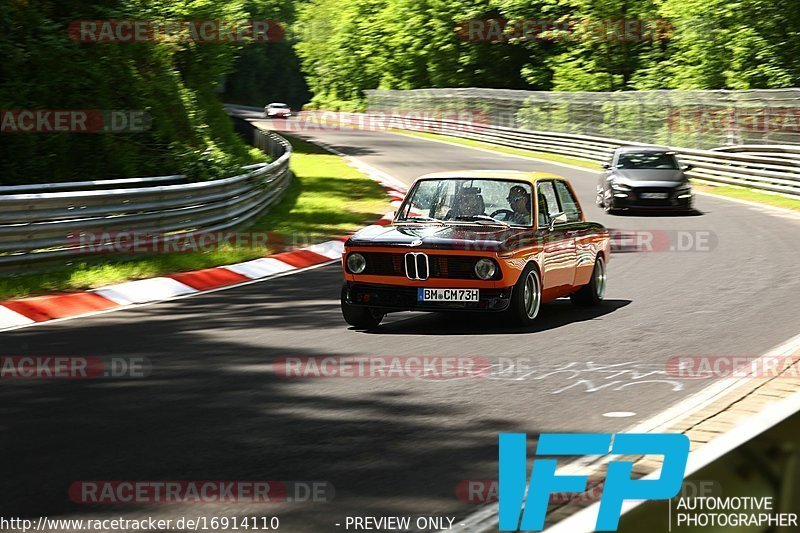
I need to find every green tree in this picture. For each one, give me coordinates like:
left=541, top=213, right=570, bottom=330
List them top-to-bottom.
left=0, top=0, right=263, bottom=184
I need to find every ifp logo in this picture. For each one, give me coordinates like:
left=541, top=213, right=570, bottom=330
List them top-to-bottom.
left=498, top=433, right=689, bottom=531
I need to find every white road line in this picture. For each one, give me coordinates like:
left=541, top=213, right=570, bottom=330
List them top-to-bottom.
left=268, top=115, right=800, bottom=533
left=392, top=130, right=800, bottom=223
left=694, top=190, right=800, bottom=221
left=452, top=331, right=800, bottom=533
left=547, top=388, right=800, bottom=533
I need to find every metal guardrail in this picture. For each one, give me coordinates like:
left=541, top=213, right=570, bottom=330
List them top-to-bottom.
left=367, top=87, right=800, bottom=149
left=372, top=114, right=800, bottom=197
left=0, top=126, right=292, bottom=271
left=0, top=175, right=189, bottom=195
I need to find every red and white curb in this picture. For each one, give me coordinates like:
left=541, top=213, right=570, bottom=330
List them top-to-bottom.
left=0, top=155, right=409, bottom=332
left=0, top=242, right=344, bottom=331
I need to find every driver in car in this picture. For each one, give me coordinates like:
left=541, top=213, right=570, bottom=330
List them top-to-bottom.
left=506, top=185, right=532, bottom=225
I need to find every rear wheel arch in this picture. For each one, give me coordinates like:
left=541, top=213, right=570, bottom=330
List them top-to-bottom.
left=571, top=254, right=606, bottom=306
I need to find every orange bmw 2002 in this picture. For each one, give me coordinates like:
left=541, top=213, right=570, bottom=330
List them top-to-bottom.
left=340, top=171, right=610, bottom=328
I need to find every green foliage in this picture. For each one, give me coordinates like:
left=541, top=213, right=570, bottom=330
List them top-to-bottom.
left=0, top=0, right=270, bottom=184
left=5, top=0, right=800, bottom=183
left=222, top=0, right=312, bottom=107
left=293, top=0, right=800, bottom=108
left=294, top=0, right=532, bottom=110
left=634, top=0, right=800, bottom=89
left=0, top=133, right=389, bottom=300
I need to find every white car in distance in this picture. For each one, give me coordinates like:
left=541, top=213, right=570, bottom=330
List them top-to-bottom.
left=264, top=103, right=291, bottom=119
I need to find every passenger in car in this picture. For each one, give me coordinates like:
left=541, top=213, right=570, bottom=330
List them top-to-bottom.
left=448, top=187, right=485, bottom=219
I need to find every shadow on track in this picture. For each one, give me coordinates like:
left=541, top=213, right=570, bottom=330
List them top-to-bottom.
left=282, top=131, right=381, bottom=158
left=610, top=208, right=704, bottom=217
left=0, top=265, right=516, bottom=529
left=360, top=299, right=631, bottom=335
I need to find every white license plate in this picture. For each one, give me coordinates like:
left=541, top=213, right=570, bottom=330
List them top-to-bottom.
left=641, top=192, right=669, bottom=199
left=417, top=288, right=480, bottom=302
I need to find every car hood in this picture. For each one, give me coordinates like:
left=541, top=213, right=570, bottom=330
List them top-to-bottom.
left=613, top=169, right=686, bottom=188
left=346, top=223, right=534, bottom=251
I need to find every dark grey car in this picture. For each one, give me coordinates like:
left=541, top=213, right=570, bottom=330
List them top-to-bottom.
left=596, top=146, right=694, bottom=213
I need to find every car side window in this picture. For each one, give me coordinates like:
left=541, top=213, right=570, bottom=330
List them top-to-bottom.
left=537, top=181, right=561, bottom=227
left=554, top=181, right=582, bottom=222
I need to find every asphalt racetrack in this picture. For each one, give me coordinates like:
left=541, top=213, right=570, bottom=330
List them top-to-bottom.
left=2, top=112, right=800, bottom=531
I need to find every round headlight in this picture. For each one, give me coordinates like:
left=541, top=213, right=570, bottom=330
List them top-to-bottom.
left=347, top=253, right=366, bottom=274
left=474, top=258, right=496, bottom=280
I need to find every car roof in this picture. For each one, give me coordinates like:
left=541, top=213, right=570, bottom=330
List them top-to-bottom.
left=267, top=102, right=288, bottom=106
left=614, top=145, right=673, bottom=153
left=413, top=170, right=566, bottom=185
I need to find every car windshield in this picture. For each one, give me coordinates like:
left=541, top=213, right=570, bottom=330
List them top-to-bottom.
left=269, top=103, right=288, bottom=108
left=616, top=151, right=680, bottom=170
left=396, top=178, right=533, bottom=226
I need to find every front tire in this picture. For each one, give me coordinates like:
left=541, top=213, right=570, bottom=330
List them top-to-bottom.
left=602, top=195, right=616, bottom=214
left=571, top=255, right=606, bottom=306
left=507, top=264, right=542, bottom=325
left=341, top=284, right=384, bottom=329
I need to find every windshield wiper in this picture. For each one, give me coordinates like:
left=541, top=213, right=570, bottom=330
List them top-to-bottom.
left=400, top=215, right=445, bottom=224
left=455, top=215, right=510, bottom=227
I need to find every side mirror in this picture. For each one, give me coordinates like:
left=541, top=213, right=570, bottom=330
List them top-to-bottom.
left=601, top=162, right=611, bottom=170
left=682, top=164, right=693, bottom=171
left=548, top=212, right=567, bottom=231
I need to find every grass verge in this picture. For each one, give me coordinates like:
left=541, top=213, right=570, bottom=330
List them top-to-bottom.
left=0, top=135, right=389, bottom=301
left=692, top=184, right=800, bottom=212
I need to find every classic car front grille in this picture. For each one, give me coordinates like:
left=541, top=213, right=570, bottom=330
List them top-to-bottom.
left=359, top=252, right=497, bottom=280
left=361, top=252, right=404, bottom=276
left=404, top=253, right=429, bottom=280
left=430, top=256, right=476, bottom=279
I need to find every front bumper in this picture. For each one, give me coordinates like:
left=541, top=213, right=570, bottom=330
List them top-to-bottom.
left=610, top=191, right=693, bottom=210
left=343, top=282, right=512, bottom=312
